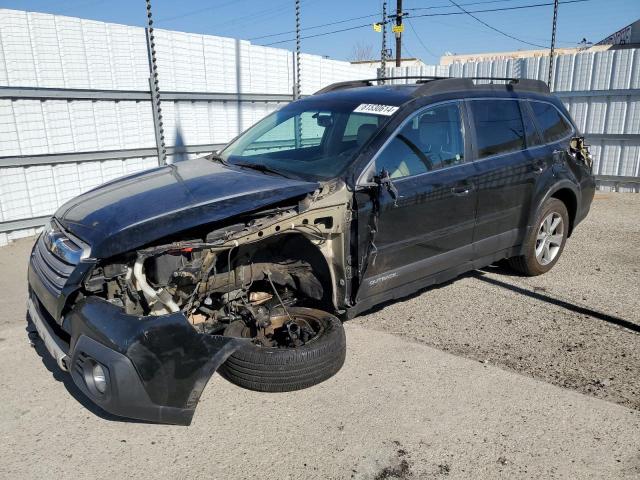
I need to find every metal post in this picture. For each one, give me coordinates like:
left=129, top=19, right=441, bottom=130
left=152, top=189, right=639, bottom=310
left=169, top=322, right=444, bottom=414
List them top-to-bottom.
left=145, top=0, right=167, bottom=165
left=293, top=0, right=302, bottom=147
left=294, top=0, right=301, bottom=100
left=395, top=0, right=402, bottom=67
left=548, top=0, right=559, bottom=91
left=379, top=1, right=387, bottom=83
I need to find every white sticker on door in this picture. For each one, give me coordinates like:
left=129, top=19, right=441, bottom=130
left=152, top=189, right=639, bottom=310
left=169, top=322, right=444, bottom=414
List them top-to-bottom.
left=353, top=104, right=399, bottom=116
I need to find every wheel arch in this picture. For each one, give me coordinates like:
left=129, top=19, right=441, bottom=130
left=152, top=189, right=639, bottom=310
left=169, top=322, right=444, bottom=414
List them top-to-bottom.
left=531, top=180, right=580, bottom=237
left=233, top=233, right=336, bottom=311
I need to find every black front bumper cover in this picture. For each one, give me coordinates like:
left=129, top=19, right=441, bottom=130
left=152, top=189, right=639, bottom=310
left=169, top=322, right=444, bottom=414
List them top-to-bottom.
left=29, top=293, right=245, bottom=425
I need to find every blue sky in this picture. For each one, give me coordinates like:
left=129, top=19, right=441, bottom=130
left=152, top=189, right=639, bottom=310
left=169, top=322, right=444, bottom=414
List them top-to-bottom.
left=1, top=0, right=638, bottom=62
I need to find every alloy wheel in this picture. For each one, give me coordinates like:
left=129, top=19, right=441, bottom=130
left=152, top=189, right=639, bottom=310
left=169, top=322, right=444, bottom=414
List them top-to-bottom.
left=535, top=212, right=564, bottom=265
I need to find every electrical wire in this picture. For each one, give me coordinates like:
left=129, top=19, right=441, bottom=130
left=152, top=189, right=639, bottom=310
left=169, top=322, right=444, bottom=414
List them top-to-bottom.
left=155, top=0, right=239, bottom=23
left=252, top=0, right=522, bottom=42
left=261, top=0, right=590, bottom=47
left=405, top=0, right=522, bottom=11
left=446, top=0, right=546, bottom=48
left=250, top=13, right=381, bottom=41
left=406, top=19, right=439, bottom=59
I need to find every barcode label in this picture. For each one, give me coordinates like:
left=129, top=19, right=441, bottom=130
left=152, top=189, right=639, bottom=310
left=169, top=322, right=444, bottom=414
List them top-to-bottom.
left=353, top=104, right=399, bottom=116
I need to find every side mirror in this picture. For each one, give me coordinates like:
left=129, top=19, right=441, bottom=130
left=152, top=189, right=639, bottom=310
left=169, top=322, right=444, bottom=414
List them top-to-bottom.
left=316, top=114, right=333, bottom=128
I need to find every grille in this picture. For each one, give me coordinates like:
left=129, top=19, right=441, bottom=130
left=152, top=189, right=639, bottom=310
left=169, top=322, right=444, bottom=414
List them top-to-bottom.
left=30, top=223, right=84, bottom=297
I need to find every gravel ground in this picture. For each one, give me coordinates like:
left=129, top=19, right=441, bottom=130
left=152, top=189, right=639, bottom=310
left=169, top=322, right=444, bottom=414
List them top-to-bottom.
left=0, top=193, right=639, bottom=479
left=353, top=193, right=640, bottom=410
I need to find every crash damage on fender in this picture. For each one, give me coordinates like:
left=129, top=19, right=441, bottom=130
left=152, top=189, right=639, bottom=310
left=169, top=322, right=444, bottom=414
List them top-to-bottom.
left=28, top=155, right=353, bottom=425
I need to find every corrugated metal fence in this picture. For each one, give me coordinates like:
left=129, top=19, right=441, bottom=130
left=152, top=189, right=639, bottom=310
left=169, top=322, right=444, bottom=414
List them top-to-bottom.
left=1, top=8, right=639, bottom=246
left=0, top=9, right=375, bottom=244
left=386, top=49, right=640, bottom=190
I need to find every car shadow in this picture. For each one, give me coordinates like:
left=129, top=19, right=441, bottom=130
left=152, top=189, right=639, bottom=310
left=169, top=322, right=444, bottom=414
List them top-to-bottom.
left=355, top=265, right=639, bottom=335
left=470, top=270, right=640, bottom=334
left=357, top=272, right=476, bottom=317
left=25, top=315, right=153, bottom=424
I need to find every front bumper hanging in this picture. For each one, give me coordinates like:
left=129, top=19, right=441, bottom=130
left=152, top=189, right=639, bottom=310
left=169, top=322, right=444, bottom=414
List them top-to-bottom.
left=28, top=293, right=246, bottom=425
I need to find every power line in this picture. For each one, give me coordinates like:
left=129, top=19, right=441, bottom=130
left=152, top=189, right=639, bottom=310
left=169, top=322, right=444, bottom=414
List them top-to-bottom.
left=155, top=0, right=239, bottom=23
left=252, top=0, right=520, bottom=42
left=262, top=0, right=590, bottom=47
left=405, top=0, right=521, bottom=11
left=408, top=0, right=589, bottom=20
left=446, top=0, right=547, bottom=48
left=250, top=13, right=380, bottom=40
left=406, top=19, right=439, bottom=59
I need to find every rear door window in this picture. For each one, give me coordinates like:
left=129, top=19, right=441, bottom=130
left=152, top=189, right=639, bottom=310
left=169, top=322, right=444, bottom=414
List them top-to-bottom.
left=469, top=99, right=525, bottom=159
left=530, top=101, right=573, bottom=143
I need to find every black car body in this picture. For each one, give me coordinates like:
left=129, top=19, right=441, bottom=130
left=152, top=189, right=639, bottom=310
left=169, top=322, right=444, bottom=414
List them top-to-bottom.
left=27, top=77, right=595, bottom=425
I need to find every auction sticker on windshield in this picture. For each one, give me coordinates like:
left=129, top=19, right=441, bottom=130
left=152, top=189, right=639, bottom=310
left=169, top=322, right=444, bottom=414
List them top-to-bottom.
left=353, top=104, right=399, bottom=116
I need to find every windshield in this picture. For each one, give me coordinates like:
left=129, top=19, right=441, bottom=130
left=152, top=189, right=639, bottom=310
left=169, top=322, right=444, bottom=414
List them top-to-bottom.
left=219, top=99, right=394, bottom=180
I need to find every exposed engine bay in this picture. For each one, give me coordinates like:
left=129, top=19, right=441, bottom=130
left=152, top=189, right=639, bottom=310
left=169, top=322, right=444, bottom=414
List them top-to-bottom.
left=79, top=186, right=350, bottom=348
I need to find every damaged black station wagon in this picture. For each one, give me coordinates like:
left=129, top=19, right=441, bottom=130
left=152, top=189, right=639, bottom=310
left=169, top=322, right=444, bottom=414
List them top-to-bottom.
left=27, top=77, right=595, bottom=425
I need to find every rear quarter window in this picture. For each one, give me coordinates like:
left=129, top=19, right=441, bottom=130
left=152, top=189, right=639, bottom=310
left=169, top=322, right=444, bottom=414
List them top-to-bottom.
left=530, top=101, right=573, bottom=143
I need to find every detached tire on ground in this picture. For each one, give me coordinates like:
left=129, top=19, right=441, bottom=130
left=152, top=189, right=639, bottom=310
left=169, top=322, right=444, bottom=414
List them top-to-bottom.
left=508, top=197, right=569, bottom=276
left=219, top=307, right=346, bottom=392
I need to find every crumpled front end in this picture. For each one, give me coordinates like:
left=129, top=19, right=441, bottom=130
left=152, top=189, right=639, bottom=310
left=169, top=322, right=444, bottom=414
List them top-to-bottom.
left=27, top=178, right=350, bottom=425
left=28, top=291, right=246, bottom=425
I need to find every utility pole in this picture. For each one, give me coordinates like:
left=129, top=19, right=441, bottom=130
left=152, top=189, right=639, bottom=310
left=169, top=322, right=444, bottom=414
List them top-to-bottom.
left=294, top=0, right=301, bottom=100
left=395, top=0, right=403, bottom=67
left=548, top=0, right=559, bottom=90
left=379, top=1, right=387, bottom=83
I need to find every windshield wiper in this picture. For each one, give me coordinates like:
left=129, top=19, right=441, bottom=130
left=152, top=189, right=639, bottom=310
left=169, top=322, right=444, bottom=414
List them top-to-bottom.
left=232, top=161, right=290, bottom=178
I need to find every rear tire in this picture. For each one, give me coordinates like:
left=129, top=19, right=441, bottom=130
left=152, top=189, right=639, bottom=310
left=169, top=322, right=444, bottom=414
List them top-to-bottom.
left=508, top=198, right=569, bottom=276
left=218, top=307, right=346, bottom=392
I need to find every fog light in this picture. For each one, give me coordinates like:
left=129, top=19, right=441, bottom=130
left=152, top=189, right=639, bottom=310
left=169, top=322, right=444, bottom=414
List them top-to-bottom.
left=92, top=363, right=107, bottom=394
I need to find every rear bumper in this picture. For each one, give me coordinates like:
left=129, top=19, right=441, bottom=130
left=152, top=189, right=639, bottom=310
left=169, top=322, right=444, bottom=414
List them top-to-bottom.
left=28, top=292, right=245, bottom=425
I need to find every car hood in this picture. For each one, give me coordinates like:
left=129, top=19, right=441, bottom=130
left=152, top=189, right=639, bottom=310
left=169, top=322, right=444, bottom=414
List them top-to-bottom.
left=55, top=157, right=319, bottom=258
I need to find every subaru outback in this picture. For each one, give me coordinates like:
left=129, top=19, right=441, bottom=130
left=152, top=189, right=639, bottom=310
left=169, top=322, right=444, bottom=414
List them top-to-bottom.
left=27, top=77, right=595, bottom=425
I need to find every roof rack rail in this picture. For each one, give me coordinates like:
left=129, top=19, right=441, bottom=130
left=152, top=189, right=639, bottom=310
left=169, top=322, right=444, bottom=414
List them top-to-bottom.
left=314, top=76, right=549, bottom=96
left=412, top=77, right=550, bottom=97
left=314, top=79, right=375, bottom=94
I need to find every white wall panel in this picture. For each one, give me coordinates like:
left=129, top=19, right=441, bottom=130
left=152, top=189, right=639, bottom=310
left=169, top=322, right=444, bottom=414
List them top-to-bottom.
left=0, top=10, right=37, bottom=86
left=28, top=12, right=65, bottom=87
left=56, top=16, right=90, bottom=89
left=82, top=19, right=114, bottom=89
left=591, top=51, right=614, bottom=90
left=571, top=52, right=593, bottom=91
left=605, top=97, right=627, bottom=134
left=0, top=99, right=21, bottom=156
left=625, top=99, right=640, bottom=134
left=12, top=100, right=47, bottom=155
left=42, top=101, right=74, bottom=153
left=68, top=101, right=98, bottom=151
left=52, top=163, right=81, bottom=204
left=25, top=165, right=57, bottom=216
left=0, top=167, right=32, bottom=220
